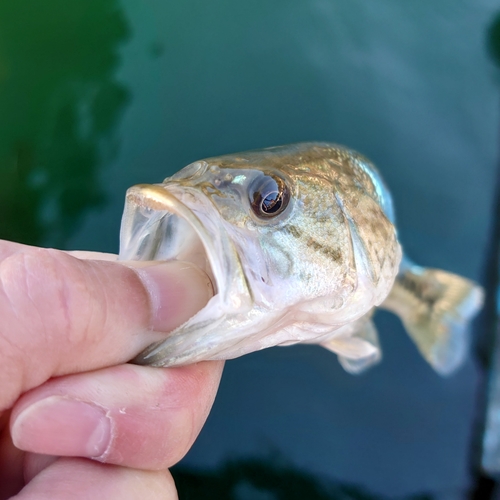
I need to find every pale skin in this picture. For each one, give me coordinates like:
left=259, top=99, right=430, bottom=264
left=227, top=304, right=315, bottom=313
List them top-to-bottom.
left=0, top=239, right=223, bottom=499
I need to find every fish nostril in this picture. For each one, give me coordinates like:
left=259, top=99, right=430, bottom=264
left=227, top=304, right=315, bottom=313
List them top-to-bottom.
left=170, top=161, right=208, bottom=181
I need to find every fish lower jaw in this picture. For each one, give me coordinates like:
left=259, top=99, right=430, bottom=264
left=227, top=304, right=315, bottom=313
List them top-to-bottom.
left=132, top=298, right=375, bottom=367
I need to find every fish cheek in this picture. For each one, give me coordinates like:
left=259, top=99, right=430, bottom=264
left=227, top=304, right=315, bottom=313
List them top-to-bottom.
left=261, top=236, right=295, bottom=279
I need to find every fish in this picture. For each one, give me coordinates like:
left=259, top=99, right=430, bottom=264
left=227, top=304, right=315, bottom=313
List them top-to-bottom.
left=119, top=142, right=484, bottom=375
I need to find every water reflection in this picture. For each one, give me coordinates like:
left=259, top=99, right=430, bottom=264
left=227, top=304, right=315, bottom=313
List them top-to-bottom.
left=0, top=1, right=130, bottom=247
left=487, top=12, right=500, bottom=69
left=172, top=457, right=433, bottom=500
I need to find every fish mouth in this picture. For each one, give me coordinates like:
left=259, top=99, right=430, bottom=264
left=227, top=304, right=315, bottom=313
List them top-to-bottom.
left=119, top=183, right=252, bottom=365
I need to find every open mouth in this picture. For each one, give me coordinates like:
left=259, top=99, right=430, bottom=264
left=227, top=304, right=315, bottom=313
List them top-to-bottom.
left=119, top=183, right=218, bottom=293
left=119, top=183, right=253, bottom=355
left=119, top=183, right=253, bottom=366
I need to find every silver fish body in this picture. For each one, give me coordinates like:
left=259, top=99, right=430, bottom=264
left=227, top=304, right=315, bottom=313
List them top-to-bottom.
left=119, top=143, right=483, bottom=375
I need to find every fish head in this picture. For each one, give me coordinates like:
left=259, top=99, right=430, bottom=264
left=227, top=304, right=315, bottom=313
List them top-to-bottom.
left=119, top=143, right=401, bottom=366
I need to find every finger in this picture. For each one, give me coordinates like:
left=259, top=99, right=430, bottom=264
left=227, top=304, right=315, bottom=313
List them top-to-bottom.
left=0, top=240, right=117, bottom=262
left=0, top=240, right=29, bottom=261
left=0, top=243, right=213, bottom=410
left=66, top=251, right=118, bottom=261
left=10, top=361, right=223, bottom=470
left=0, top=411, right=25, bottom=499
left=24, top=454, right=58, bottom=484
left=13, top=458, right=178, bottom=500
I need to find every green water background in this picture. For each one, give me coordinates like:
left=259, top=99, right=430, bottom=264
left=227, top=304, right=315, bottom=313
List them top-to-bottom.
left=0, top=1, right=499, bottom=498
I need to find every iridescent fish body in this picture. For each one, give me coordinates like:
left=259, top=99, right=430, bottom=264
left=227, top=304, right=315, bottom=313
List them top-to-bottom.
left=119, top=143, right=483, bottom=374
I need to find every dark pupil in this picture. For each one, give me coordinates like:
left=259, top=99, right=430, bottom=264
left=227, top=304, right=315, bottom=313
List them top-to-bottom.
left=250, top=175, right=289, bottom=218
left=261, top=186, right=281, bottom=214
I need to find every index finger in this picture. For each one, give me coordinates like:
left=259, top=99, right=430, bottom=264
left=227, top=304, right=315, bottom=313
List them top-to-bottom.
left=0, top=241, right=213, bottom=410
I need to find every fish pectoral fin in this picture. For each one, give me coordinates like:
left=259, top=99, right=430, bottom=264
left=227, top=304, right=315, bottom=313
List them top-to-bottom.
left=381, top=261, right=484, bottom=375
left=320, top=319, right=381, bottom=375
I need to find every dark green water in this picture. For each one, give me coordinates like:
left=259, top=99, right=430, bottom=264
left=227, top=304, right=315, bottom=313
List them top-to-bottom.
left=0, top=1, right=129, bottom=247
left=1, top=1, right=499, bottom=498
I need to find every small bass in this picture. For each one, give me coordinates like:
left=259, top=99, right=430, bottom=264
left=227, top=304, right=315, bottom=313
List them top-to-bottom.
left=119, top=143, right=483, bottom=375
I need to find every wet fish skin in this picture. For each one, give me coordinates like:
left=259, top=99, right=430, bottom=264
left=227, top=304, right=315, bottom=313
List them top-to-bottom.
left=119, top=142, right=483, bottom=374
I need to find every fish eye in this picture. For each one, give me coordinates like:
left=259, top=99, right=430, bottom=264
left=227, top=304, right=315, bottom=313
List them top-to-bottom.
left=249, top=173, right=290, bottom=219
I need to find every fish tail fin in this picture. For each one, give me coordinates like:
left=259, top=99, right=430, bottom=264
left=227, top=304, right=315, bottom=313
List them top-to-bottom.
left=381, top=262, right=484, bottom=375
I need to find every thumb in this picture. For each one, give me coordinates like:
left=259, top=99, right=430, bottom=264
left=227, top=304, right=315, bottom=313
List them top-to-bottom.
left=0, top=243, right=212, bottom=410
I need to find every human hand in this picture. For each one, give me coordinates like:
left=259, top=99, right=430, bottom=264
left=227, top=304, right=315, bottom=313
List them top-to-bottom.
left=0, top=240, right=223, bottom=499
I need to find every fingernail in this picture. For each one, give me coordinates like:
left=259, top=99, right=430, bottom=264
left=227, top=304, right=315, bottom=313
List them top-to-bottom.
left=135, top=261, right=214, bottom=332
left=11, top=397, right=111, bottom=458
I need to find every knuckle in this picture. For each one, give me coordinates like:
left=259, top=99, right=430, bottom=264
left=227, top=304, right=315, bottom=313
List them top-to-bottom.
left=0, top=248, right=97, bottom=359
